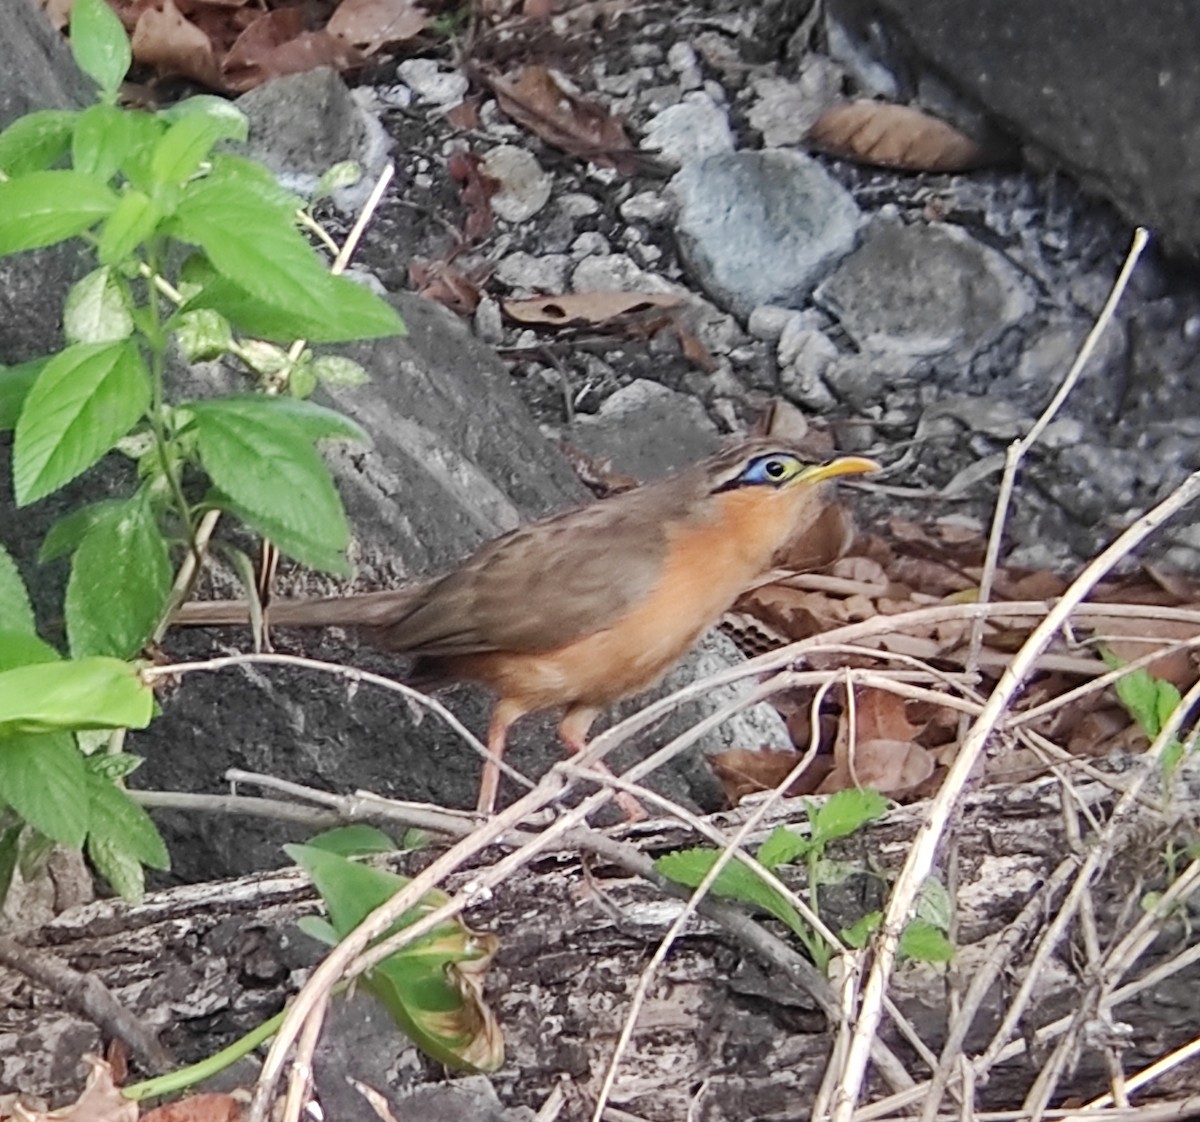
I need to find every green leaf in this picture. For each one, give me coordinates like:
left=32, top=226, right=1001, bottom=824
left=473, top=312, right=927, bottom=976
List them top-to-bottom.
left=69, top=0, right=132, bottom=100
left=157, top=96, right=249, bottom=143
left=71, top=104, right=138, bottom=183
left=0, top=110, right=77, bottom=175
left=107, top=111, right=167, bottom=194
left=150, top=113, right=240, bottom=188
left=313, top=160, right=362, bottom=202
left=0, top=171, right=117, bottom=254
left=170, top=177, right=405, bottom=341
left=97, top=189, right=162, bottom=267
left=63, top=266, right=134, bottom=345
left=183, top=272, right=404, bottom=344
left=174, top=309, right=233, bottom=362
left=13, top=340, right=150, bottom=506
left=312, top=355, right=370, bottom=387
left=0, top=359, right=46, bottom=432
left=194, top=395, right=368, bottom=444
left=188, top=399, right=353, bottom=575
left=66, top=491, right=171, bottom=658
left=39, top=499, right=126, bottom=562
left=0, top=548, right=35, bottom=637
left=0, top=632, right=61, bottom=673
left=0, top=657, right=154, bottom=736
left=0, top=733, right=87, bottom=846
left=87, top=750, right=145, bottom=784
left=85, top=764, right=169, bottom=869
left=807, top=788, right=890, bottom=847
left=0, top=824, right=21, bottom=907
left=306, top=824, right=398, bottom=857
left=756, top=825, right=810, bottom=870
left=87, top=832, right=145, bottom=901
left=287, top=843, right=502, bottom=1072
left=654, top=847, right=806, bottom=937
left=914, top=877, right=953, bottom=932
left=841, top=911, right=881, bottom=949
left=899, top=919, right=954, bottom=963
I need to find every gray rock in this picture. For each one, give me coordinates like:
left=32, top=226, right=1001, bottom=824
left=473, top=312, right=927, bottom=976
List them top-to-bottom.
left=871, top=0, right=1200, bottom=256
left=396, top=58, right=468, bottom=106
left=747, top=67, right=841, bottom=147
left=235, top=68, right=391, bottom=214
left=640, top=91, right=735, bottom=168
left=482, top=145, right=553, bottom=223
left=671, top=151, right=863, bottom=317
left=619, top=191, right=673, bottom=224
left=814, top=220, right=1034, bottom=358
left=494, top=251, right=572, bottom=294
left=571, top=254, right=679, bottom=295
left=747, top=305, right=803, bottom=342
left=778, top=325, right=840, bottom=410
left=824, top=352, right=919, bottom=411
left=568, top=379, right=720, bottom=480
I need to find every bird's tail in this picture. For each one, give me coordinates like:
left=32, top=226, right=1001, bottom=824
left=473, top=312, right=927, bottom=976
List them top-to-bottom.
left=172, top=588, right=428, bottom=630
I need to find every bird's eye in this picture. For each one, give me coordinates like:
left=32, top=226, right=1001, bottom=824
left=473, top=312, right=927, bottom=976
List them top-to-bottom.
left=764, top=459, right=786, bottom=479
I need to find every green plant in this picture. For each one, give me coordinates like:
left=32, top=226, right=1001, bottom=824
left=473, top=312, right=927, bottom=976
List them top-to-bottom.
left=0, top=0, right=405, bottom=901
left=1101, top=649, right=1186, bottom=775
left=655, top=787, right=952, bottom=968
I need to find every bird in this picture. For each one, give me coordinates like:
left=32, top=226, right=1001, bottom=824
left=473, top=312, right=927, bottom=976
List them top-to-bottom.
left=174, top=438, right=879, bottom=817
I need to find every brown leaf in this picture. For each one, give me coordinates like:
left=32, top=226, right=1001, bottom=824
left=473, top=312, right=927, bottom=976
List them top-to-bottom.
left=132, top=0, right=224, bottom=89
left=327, top=0, right=428, bottom=52
left=222, top=9, right=361, bottom=93
left=484, top=65, right=637, bottom=172
left=445, top=97, right=482, bottom=131
left=807, top=100, right=988, bottom=173
left=447, top=150, right=499, bottom=242
left=409, top=258, right=487, bottom=315
left=503, top=290, right=685, bottom=325
left=672, top=318, right=717, bottom=372
left=557, top=442, right=641, bottom=496
left=773, top=502, right=856, bottom=573
left=735, top=583, right=850, bottom=642
left=1097, top=612, right=1200, bottom=690
left=852, top=688, right=923, bottom=744
left=819, top=739, right=935, bottom=796
left=709, top=748, right=831, bottom=803
left=17, top=1056, right=137, bottom=1122
left=143, top=1092, right=246, bottom=1121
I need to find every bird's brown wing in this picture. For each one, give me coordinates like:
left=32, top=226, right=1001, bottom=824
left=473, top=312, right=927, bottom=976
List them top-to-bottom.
left=366, top=481, right=692, bottom=656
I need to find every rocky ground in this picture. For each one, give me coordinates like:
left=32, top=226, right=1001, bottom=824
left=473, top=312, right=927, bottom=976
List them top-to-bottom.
left=242, top=0, right=1200, bottom=577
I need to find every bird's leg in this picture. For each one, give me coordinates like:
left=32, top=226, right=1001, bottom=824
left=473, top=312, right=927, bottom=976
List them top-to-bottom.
left=478, top=701, right=523, bottom=816
left=558, top=706, right=647, bottom=822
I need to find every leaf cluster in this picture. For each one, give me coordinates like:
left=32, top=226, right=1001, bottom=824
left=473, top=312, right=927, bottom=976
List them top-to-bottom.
left=0, top=0, right=404, bottom=900
left=655, top=787, right=953, bottom=968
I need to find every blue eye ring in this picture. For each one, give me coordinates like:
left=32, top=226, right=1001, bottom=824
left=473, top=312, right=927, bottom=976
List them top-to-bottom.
left=712, top=452, right=805, bottom=492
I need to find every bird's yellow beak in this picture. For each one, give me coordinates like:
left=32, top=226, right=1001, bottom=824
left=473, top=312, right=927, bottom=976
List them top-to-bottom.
left=797, top=456, right=881, bottom=485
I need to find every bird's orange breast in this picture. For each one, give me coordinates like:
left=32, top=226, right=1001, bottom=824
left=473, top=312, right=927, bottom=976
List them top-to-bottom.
left=445, top=485, right=810, bottom=712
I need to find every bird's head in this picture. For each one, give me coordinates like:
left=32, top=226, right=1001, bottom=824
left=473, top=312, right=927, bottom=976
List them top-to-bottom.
left=701, top=442, right=880, bottom=565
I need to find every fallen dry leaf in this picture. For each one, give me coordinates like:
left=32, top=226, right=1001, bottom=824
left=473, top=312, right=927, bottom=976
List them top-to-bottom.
left=132, top=0, right=224, bottom=89
left=326, top=0, right=429, bottom=53
left=222, top=9, right=360, bottom=93
left=483, top=65, right=637, bottom=172
left=807, top=100, right=988, bottom=173
left=447, top=150, right=500, bottom=242
left=409, top=258, right=488, bottom=315
left=503, top=290, right=684, bottom=324
left=558, top=441, right=641, bottom=496
left=709, top=748, right=831, bottom=803
left=13, top=1056, right=136, bottom=1122
left=142, top=1092, right=245, bottom=1121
